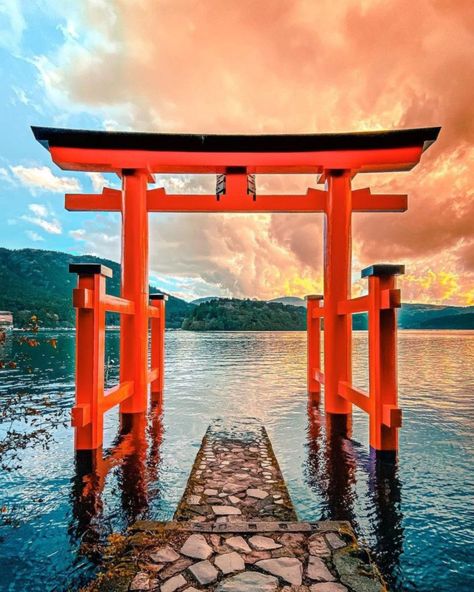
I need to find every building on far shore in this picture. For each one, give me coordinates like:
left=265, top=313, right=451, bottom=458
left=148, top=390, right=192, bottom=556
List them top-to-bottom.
left=0, top=311, right=13, bottom=330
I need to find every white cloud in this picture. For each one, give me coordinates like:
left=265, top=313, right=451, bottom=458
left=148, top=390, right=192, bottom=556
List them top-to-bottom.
left=0, top=0, right=26, bottom=52
left=58, top=19, right=79, bottom=41
left=11, top=86, right=44, bottom=114
left=12, top=86, right=29, bottom=105
left=10, top=165, right=81, bottom=193
left=0, top=167, right=14, bottom=185
left=86, top=172, right=107, bottom=193
left=21, top=201, right=63, bottom=235
left=28, top=203, right=49, bottom=217
left=22, top=215, right=62, bottom=235
left=69, top=228, right=86, bottom=240
left=25, top=230, right=45, bottom=242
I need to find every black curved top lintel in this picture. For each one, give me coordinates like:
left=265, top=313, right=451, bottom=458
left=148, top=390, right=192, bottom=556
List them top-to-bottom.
left=32, top=126, right=441, bottom=154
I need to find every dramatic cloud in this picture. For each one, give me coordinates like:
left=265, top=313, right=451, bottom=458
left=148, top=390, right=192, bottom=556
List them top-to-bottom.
left=29, top=0, right=474, bottom=302
left=70, top=212, right=325, bottom=300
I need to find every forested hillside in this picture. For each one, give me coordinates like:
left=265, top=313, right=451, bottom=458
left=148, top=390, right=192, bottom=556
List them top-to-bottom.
left=0, top=248, right=193, bottom=328
left=182, top=298, right=307, bottom=331
left=183, top=299, right=474, bottom=331
left=352, top=304, right=474, bottom=330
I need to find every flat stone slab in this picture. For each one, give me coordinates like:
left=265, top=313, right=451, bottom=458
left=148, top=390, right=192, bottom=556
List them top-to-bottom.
left=247, top=488, right=269, bottom=499
left=212, top=505, right=242, bottom=516
left=326, top=532, right=347, bottom=550
left=180, top=533, right=213, bottom=560
left=226, top=535, right=252, bottom=553
left=249, top=535, right=283, bottom=550
left=149, top=545, right=180, bottom=563
left=214, top=551, right=245, bottom=574
left=307, top=556, right=336, bottom=582
left=256, top=557, right=304, bottom=585
left=188, top=559, right=218, bottom=585
left=216, top=571, right=279, bottom=591
left=161, top=573, right=187, bottom=592
left=310, top=584, right=349, bottom=592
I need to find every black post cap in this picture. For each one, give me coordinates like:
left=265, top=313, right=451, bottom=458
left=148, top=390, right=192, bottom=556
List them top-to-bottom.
left=69, top=263, right=113, bottom=278
left=361, top=264, right=405, bottom=278
left=150, top=293, right=168, bottom=301
left=305, top=294, right=324, bottom=301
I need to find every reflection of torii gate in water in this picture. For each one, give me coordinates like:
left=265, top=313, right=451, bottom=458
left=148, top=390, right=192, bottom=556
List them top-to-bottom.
left=33, top=126, right=440, bottom=455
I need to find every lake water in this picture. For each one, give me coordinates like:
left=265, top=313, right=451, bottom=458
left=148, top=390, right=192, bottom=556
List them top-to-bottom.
left=0, top=330, right=473, bottom=591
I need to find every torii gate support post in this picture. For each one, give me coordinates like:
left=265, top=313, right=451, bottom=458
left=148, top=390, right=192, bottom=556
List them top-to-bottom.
left=120, top=170, right=150, bottom=414
left=323, top=170, right=352, bottom=420
left=71, top=265, right=110, bottom=450
left=366, top=267, right=403, bottom=452
left=150, top=294, right=167, bottom=402
left=306, top=294, right=323, bottom=405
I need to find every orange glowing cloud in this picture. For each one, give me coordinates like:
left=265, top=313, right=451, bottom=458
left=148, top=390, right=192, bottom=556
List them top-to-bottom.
left=36, top=0, right=474, bottom=303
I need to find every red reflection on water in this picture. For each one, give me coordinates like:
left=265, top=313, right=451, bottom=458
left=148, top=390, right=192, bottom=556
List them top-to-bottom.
left=70, top=402, right=163, bottom=548
left=305, top=402, right=404, bottom=589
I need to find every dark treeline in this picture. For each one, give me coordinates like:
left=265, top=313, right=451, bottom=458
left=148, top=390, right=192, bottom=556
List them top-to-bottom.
left=182, top=298, right=307, bottom=331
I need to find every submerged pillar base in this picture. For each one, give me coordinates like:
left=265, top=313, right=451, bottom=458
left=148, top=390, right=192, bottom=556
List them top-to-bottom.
left=326, top=412, right=352, bottom=439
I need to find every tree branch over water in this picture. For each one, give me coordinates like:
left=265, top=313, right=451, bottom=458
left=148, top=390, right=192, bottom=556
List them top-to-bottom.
left=0, top=318, right=68, bottom=478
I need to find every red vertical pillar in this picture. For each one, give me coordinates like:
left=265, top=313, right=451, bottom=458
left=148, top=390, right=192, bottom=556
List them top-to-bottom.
left=120, top=170, right=150, bottom=414
left=323, top=170, right=352, bottom=417
left=70, top=264, right=111, bottom=450
left=365, top=264, right=404, bottom=452
left=150, top=294, right=167, bottom=402
left=306, top=294, right=323, bottom=404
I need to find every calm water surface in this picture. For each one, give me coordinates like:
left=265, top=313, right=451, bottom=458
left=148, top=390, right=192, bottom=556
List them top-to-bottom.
left=0, top=330, right=473, bottom=591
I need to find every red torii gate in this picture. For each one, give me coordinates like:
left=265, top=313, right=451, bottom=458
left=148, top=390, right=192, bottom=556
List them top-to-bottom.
left=33, top=126, right=440, bottom=454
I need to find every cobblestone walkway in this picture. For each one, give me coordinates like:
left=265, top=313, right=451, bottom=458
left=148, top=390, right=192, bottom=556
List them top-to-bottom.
left=174, top=418, right=296, bottom=524
left=85, top=420, right=387, bottom=592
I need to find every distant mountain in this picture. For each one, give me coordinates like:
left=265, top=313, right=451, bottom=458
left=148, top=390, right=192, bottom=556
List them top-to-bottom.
left=0, top=248, right=194, bottom=328
left=191, top=296, right=220, bottom=305
left=268, top=296, right=306, bottom=307
left=267, top=297, right=474, bottom=330
left=182, top=298, right=306, bottom=331
left=182, top=298, right=474, bottom=331
left=339, top=303, right=474, bottom=330
left=398, top=303, right=474, bottom=329
left=416, top=313, right=474, bottom=329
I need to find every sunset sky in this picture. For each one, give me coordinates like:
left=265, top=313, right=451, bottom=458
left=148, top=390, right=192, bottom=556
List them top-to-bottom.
left=0, top=0, right=473, bottom=303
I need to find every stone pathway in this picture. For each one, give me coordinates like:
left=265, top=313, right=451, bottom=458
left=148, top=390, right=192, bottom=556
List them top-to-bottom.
left=174, top=418, right=296, bottom=524
left=83, top=420, right=387, bottom=592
